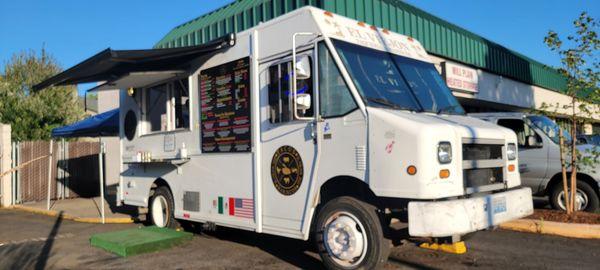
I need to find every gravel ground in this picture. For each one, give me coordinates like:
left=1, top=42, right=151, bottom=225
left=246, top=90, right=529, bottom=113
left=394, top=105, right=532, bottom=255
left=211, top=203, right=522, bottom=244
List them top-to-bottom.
left=1, top=208, right=599, bottom=270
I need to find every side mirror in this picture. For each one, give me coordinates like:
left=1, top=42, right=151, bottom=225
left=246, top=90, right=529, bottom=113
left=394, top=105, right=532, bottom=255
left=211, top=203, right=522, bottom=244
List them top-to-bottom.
left=292, top=32, right=318, bottom=121
left=295, top=55, right=311, bottom=80
left=296, top=93, right=312, bottom=111
left=527, top=135, right=542, bottom=148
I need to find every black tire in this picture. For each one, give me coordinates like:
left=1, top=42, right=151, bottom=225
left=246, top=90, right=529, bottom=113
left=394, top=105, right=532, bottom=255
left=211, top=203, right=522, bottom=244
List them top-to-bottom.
left=549, top=180, right=599, bottom=213
left=148, top=186, right=178, bottom=229
left=315, top=196, right=390, bottom=270
left=178, top=220, right=197, bottom=232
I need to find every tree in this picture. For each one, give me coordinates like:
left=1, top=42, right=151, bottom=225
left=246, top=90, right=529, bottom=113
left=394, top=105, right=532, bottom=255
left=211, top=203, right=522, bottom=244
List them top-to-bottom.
left=543, top=12, right=599, bottom=214
left=0, top=48, right=84, bottom=141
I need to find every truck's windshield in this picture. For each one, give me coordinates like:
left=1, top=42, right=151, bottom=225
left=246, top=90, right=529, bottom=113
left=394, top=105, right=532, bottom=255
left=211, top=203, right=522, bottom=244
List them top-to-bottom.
left=333, top=39, right=464, bottom=114
left=527, top=115, right=572, bottom=144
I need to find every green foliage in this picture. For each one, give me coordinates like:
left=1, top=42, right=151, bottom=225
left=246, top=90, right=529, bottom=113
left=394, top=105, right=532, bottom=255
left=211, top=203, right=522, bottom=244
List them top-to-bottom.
left=542, top=11, right=599, bottom=135
left=542, top=12, right=599, bottom=213
left=544, top=12, right=599, bottom=104
left=0, top=48, right=84, bottom=141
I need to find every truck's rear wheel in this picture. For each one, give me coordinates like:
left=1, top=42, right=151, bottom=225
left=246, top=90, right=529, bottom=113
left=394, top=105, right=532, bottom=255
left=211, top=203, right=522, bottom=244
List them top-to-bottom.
left=550, top=180, right=599, bottom=212
left=149, top=186, right=177, bottom=228
left=315, top=196, right=390, bottom=269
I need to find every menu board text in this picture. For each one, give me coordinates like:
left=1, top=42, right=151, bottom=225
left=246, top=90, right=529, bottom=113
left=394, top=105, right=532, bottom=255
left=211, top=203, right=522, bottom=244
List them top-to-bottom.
left=200, top=57, right=251, bottom=153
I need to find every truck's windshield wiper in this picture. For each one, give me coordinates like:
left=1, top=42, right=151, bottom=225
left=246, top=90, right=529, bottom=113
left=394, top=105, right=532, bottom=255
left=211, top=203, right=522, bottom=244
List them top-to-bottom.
left=366, top=97, right=417, bottom=112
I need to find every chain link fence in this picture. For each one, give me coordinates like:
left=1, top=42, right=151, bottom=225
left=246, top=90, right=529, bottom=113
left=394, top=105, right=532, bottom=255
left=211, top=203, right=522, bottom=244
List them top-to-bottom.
left=13, top=140, right=100, bottom=203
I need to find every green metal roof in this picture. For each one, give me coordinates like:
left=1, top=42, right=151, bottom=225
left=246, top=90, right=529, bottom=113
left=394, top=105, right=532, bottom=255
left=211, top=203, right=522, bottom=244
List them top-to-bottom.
left=155, top=0, right=567, bottom=93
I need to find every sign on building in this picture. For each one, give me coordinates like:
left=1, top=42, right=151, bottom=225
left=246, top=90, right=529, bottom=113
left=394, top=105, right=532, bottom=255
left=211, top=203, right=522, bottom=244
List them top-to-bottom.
left=443, top=62, right=479, bottom=93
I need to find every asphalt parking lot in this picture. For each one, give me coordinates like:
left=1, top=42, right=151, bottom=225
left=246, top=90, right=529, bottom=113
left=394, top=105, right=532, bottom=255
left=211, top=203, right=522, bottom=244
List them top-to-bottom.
left=1, top=208, right=599, bottom=270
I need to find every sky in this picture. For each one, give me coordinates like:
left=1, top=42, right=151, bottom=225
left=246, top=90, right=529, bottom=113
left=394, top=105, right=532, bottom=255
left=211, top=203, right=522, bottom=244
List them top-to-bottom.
left=0, top=0, right=598, bottom=96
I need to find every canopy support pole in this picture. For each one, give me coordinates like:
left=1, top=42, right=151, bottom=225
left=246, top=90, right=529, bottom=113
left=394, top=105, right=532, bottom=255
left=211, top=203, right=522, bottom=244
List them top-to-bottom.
left=99, top=137, right=105, bottom=224
left=61, top=138, right=66, bottom=200
left=46, top=140, right=53, bottom=210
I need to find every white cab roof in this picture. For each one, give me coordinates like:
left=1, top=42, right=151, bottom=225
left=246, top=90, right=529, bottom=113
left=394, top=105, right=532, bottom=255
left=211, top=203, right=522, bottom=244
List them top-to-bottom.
left=311, top=8, right=431, bottom=62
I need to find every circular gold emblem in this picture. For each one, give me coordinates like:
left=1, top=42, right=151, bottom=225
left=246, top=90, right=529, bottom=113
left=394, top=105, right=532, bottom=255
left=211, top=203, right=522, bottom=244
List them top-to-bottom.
left=271, top=145, right=304, bottom=196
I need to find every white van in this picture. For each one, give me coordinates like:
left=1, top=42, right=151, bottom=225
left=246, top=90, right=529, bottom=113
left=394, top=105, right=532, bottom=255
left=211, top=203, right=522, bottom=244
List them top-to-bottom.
left=37, top=7, right=533, bottom=269
left=471, top=112, right=600, bottom=212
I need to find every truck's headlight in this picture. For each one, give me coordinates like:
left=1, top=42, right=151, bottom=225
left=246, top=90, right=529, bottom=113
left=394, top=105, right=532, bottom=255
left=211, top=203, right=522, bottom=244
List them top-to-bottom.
left=438, top=142, right=452, bottom=164
left=507, top=143, right=517, bottom=160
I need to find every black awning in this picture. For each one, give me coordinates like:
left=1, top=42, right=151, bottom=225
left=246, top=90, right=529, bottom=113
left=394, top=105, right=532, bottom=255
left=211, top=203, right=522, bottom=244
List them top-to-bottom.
left=33, top=33, right=236, bottom=91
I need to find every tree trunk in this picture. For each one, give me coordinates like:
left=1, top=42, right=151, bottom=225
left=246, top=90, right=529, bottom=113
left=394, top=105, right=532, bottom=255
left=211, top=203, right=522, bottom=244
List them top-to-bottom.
left=570, top=97, right=578, bottom=214
left=559, top=129, right=571, bottom=214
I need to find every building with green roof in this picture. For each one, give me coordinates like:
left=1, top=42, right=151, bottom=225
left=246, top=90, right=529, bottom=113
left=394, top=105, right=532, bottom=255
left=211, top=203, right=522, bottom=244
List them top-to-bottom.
left=152, top=0, right=596, bottom=131
left=155, top=0, right=565, bottom=92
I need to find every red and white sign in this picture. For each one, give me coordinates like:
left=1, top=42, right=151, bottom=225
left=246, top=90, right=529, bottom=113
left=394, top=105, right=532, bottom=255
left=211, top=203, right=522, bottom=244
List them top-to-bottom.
left=443, top=62, right=479, bottom=93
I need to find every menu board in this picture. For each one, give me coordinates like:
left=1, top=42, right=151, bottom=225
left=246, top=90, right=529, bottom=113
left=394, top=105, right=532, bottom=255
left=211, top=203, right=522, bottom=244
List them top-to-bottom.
left=199, top=57, right=251, bottom=153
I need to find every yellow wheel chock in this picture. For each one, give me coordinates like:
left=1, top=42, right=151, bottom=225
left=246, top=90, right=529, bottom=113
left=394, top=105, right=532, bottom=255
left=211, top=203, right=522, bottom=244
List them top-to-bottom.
left=419, top=241, right=467, bottom=254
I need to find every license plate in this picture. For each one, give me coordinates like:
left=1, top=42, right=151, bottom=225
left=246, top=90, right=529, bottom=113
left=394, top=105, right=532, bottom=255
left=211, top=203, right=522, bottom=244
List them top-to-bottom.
left=492, top=196, right=507, bottom=214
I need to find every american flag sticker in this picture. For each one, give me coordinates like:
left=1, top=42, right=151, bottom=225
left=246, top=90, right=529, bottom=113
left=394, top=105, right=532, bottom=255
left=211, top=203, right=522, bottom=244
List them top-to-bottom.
left=228, top=197, right=254, bottom=219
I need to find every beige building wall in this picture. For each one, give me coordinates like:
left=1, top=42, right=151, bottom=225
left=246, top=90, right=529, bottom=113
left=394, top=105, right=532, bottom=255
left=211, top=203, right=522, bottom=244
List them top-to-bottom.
left=429, top=56, right=598, bottom=134
left=97, top=89, right=121, bottom=186
left=0, top=124, right=12, bottom=206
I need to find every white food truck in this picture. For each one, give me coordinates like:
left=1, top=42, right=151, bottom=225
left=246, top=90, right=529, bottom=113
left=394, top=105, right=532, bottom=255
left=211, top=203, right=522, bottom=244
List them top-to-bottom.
left=36, top=7, right=533, bottom=269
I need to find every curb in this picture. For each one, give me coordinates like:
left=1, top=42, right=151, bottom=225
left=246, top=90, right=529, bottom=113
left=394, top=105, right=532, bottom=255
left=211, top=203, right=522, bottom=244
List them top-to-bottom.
left=8, top=205, right=134, bottom=224
left=499, top=219, right=600, bottom=239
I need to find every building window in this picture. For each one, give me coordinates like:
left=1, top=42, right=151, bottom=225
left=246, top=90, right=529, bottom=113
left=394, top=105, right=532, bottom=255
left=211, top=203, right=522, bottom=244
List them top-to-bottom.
left=318, top=43, right=357, bottom=118
left=268, top=59, right=313, bottom=123
left=592, top=123, right=600, bottom=135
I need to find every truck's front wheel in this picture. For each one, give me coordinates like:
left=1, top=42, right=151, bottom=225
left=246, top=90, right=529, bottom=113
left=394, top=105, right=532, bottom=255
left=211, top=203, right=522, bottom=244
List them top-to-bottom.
left=149, top=186, right=177, bottom=228
left=315, top=196, right=390, bottom=269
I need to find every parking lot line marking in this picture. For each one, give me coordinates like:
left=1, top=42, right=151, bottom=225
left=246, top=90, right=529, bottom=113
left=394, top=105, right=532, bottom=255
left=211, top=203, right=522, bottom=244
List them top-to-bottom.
left=0, top=233, right=75, bottom=246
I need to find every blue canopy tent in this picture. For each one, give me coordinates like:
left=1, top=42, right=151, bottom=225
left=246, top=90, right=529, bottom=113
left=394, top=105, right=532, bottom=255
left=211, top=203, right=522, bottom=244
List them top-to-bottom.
left=50, top=109, right=119, bottom=223
left=52, top=109, right=119, bottom=138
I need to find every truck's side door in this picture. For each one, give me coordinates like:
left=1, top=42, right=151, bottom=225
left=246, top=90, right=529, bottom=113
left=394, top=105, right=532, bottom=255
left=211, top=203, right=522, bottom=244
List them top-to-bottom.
left=259, top=51, right=317, bottom=236
left=497, top=118, right=548, bottom=193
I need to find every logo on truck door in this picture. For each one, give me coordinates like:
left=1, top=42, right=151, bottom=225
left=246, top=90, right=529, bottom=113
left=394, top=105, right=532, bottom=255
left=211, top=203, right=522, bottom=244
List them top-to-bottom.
left=271, top=145, right=304, bottom=196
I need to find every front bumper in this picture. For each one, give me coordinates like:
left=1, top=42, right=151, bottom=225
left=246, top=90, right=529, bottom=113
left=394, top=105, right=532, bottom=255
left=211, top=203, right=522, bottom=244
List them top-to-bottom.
left=408, top=187, right=533, bottom=237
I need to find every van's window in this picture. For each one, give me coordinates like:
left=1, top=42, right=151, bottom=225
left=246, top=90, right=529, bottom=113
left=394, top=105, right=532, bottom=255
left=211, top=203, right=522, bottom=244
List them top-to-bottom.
left=318, top=42, right=357, bottom=118
left=268, top=59, right=313, bottom=123
left=173, top=79, right=190, bottom=129
left=146, top=84, right=168, bottom=132
left=527, top=115, right=571, bottom=144
left=497, top=119, right=542, bottom=148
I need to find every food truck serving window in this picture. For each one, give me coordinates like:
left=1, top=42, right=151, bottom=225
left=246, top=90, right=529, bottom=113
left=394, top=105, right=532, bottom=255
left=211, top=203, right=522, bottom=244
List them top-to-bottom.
left=143, top=78, right=190, bottom=134
left=173, top=80, right=190, bottom=130
left=146, top=84, right=168, bottom=132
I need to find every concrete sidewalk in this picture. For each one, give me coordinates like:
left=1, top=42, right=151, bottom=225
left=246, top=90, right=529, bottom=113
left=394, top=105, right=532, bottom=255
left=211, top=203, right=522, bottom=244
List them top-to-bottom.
left=13, top=196, right=138, bottom=223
